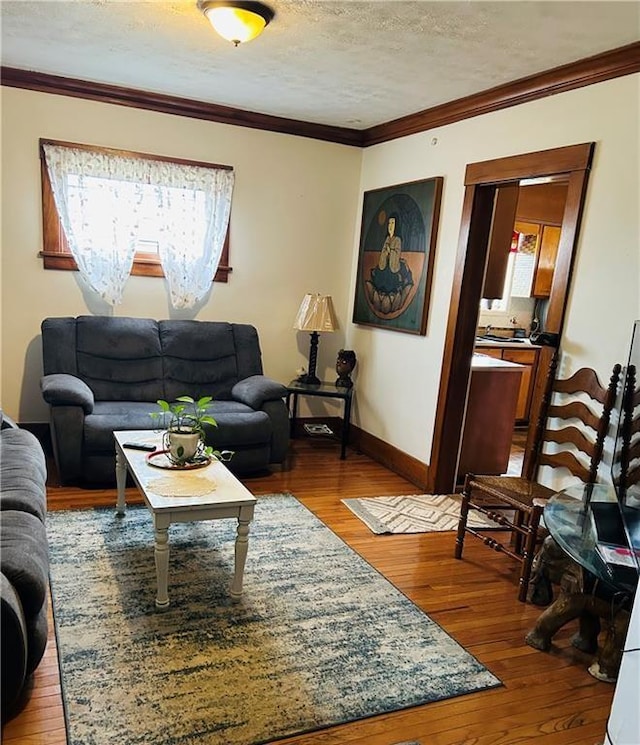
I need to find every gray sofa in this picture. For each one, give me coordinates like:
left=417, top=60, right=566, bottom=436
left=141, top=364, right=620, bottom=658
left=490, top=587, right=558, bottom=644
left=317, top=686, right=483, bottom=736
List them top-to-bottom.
left=40, top=316, right=289, bottom=484
left=0, top=412, right=49, bottom=720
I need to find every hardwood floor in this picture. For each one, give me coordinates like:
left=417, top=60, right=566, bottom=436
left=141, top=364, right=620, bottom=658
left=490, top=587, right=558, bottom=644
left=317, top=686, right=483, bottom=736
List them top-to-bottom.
left=3, top=438, right=613, bottom=745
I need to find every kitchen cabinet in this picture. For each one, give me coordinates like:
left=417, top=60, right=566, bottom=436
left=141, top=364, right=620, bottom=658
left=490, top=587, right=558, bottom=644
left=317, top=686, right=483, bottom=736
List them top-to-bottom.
left=481, top=182, right=567, bottom=301
left=516, top=182, right=567, bottom=226
left=482, top=185, right=520, bottom=299
left=512, top=221, right=561, bottom=299
left=532, top=225, right=561, bottom=297
left=473, top=344, right=540, bottom=423
left=502, top=348, right=538, bottom=421
left=458, top=354, right=523, bottom=481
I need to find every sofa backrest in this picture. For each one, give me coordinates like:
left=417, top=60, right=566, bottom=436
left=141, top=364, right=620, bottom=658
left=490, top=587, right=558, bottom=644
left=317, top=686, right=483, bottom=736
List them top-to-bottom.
left=41, top=316, right=264, bottom=402
left=159, top=320, right=263, bottom=400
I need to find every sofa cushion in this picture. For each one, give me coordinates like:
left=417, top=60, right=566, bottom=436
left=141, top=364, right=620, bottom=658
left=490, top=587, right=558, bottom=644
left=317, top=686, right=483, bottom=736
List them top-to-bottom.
left=76, top=316, right=165, bottom=402
left=159, top=320, right=240, bottom=401
left=84, top=401, right=273, bottom=452
left=83, top=402, right=164, bottom=453
left=205, top=409, right=272, bottom=449
left=0, top=430, right=47, bottom=521
left=0, top=512, right=49, bottom=617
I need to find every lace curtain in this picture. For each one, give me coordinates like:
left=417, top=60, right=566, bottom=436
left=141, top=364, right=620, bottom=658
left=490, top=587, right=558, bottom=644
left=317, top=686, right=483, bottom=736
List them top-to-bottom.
left=42, top=144, right=234, bottom=308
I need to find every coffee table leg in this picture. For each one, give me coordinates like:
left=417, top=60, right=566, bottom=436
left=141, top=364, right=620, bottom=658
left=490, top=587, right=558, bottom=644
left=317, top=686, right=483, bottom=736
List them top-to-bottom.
left=115, top=443, right=127, bottom=516
left=230, top=505, right=253, bottom=602
left=154, top=516, right=170, bottom=609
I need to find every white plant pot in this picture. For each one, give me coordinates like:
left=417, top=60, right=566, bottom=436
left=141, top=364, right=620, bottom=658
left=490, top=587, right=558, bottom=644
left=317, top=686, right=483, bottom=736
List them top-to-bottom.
left=165, top=430, right=201, bottom=464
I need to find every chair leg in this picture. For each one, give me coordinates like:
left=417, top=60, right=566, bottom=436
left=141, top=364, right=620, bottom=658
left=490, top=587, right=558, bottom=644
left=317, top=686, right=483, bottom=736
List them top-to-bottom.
left=454, top=476, right=472, bottom=559
left=518, top=503, right=544, bottom=602
left=513, top=509, right=525, bottom=555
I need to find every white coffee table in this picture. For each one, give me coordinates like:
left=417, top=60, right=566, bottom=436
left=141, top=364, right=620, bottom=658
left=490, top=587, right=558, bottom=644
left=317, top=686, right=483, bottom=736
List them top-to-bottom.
left=114, top=430, right=256, bottom=609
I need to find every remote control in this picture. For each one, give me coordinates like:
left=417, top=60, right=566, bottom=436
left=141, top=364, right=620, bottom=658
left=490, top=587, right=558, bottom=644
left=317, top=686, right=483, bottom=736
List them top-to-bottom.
left=122, top=442, right=156, bottom=452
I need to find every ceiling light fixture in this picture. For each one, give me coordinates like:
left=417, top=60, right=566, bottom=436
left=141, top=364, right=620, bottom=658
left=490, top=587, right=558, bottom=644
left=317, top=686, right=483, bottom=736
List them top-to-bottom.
left=199, top=1, right=274, bottom=46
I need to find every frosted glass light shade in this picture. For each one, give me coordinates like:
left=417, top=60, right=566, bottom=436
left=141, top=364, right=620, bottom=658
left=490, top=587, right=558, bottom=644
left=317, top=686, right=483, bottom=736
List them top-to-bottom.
left=200, top=1, right=274, bottom=45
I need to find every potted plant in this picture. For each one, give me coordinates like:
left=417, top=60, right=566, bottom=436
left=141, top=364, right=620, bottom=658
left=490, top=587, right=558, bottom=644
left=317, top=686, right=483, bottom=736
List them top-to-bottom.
left=150, top=396, right=217, bottom=465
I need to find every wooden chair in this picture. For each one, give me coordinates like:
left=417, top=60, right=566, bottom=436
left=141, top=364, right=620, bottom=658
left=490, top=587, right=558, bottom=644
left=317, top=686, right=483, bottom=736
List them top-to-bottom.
left=454, top=362, right=621, bottom=602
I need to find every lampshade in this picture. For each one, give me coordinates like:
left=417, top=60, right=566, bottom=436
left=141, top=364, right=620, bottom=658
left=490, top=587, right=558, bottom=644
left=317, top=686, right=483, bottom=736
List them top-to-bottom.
left=200, top=1, right=274, bottom=46
left=293, top=294, right=338, bottom=333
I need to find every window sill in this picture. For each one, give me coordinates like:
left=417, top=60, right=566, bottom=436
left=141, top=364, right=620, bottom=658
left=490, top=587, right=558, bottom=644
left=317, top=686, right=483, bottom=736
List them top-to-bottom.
left=39, top=251, right=231, bottom=282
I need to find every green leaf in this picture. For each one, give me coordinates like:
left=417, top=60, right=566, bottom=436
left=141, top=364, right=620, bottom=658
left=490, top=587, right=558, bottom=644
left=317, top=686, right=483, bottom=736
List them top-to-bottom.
left=176, top=396, right=195, bottom=404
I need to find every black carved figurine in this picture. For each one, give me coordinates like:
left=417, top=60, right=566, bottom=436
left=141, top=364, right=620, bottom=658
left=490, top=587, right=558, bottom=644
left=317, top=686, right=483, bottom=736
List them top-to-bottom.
left=335, top=349, right=356, bottom=388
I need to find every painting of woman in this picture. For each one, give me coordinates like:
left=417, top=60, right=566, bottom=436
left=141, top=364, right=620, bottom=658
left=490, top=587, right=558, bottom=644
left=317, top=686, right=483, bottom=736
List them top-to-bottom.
left=352, top=177, right=443, bottom=334
left=368, top=212, right=414, bottom=312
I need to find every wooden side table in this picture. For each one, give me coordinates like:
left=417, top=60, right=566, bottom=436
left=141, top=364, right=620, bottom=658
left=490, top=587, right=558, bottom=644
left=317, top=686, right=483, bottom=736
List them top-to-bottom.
left=285, top=380, right=353, bottom=459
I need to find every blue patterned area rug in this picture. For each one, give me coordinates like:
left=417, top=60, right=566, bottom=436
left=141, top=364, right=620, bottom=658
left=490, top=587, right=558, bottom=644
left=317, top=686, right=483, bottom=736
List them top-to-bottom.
left=47, top=494, right=500, bottom=745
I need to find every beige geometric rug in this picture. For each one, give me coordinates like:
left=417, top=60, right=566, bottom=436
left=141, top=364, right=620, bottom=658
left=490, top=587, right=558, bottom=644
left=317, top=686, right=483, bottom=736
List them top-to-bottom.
left=341, top=494, right=500, bottom=534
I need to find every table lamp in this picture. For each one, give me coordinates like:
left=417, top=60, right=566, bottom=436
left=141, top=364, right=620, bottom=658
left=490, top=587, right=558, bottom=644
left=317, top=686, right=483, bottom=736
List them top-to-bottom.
left=293, top=294, right=338, bottom=385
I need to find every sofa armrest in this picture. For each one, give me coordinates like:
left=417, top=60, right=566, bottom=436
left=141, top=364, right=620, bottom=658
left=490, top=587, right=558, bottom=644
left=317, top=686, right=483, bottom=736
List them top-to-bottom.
left=41, top=374, right=95, bottom=414
left=231, top=375, right=287, bottom=410
left=0, top=410, right=18, bottom=429
left=1, top=571, right=28, bottom=715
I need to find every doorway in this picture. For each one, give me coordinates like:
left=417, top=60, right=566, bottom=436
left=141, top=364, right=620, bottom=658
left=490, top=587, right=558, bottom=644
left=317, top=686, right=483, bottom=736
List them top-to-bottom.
left=428, top=143, right=595, bottom=493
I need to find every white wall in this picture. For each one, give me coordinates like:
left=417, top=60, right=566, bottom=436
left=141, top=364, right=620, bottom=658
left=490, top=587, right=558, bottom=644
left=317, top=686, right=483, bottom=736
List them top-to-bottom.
left=348, top=74, right=640, bottom=465
left=2, top=75, right=639, bottom=469
left=0, top=87, right=362, bottom=421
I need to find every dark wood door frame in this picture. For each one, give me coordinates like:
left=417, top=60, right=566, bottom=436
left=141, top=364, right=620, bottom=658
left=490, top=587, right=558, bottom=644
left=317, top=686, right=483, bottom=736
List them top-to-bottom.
left=428, top=143, right=595, bottom=493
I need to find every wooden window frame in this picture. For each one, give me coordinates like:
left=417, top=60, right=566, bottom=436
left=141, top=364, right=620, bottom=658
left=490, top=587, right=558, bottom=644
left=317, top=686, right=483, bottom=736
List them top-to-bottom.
left=39, top=138, right=232, bottom=282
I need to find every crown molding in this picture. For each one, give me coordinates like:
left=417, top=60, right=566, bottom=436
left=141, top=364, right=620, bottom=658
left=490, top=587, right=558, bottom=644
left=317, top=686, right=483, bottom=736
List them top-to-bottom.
left=2, top=41, right=638, bottom=148
left=363, top=42, right=640, bottom=146
left=0, top=66, right=364, bottom=148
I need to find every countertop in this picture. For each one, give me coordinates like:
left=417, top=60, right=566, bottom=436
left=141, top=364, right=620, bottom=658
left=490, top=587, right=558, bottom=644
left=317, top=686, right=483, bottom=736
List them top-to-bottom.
left=475, top=338, right=542, bottom=349
left=472, top=353, right=525, bottom=370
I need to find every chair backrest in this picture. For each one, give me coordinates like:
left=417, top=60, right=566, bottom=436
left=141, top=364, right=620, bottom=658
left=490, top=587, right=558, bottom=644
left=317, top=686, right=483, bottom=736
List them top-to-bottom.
left=531, top=363, right=622, bottom=484
left=615, top=363, right=640, bottom=499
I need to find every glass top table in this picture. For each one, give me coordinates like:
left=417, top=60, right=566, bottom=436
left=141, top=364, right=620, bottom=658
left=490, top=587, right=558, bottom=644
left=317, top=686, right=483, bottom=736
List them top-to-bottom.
left=544, top=483, right=639, bottom=594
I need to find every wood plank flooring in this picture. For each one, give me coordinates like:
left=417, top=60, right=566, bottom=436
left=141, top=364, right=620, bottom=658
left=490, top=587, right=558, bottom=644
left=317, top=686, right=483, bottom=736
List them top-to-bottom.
left=2, top=438, right=613, bottom=745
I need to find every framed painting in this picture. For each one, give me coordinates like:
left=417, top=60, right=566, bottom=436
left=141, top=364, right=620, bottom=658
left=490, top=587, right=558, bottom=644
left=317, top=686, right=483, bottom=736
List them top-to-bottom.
left=352, top=176, right=443, bottom=335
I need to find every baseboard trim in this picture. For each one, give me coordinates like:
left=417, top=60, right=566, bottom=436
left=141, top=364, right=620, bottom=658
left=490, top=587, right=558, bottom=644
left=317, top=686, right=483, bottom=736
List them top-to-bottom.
left=22, top=419, right=429, bottom=490
left=349, top=424, right=429, bottom=490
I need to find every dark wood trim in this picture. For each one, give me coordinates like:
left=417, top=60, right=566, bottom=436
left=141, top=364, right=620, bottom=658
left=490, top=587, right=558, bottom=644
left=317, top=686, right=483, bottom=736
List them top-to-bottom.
left=3, top=43, right=639, bottom=148
left=363, top=43, right=640, bottom=146
left=1, top=67, right=364, bottom=148
left=40, top=138, right=234, bottom=170
left=39, top=139, right=231, bottom=281
left=429, top=143, right=595, bottom=494
left=465, top=143, right=594, bottom=186
left=429, top=183, right=498, bottom=493
left=38, top=249, right=232, bottom=281
left=350, top=424, right=429, bottom=490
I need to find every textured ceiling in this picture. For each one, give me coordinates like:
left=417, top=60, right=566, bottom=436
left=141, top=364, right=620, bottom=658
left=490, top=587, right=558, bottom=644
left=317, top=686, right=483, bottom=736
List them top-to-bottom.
left=1, top=1, right=639, bottom=129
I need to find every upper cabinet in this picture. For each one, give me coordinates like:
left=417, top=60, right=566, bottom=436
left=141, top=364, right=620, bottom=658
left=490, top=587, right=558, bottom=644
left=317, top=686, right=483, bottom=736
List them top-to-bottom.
left=482, top=181, right=568, bottom=300
left=515, top=182, right=567, bottom=226
left=482, top=185, right=520, bottom=299
left=532, top=224, right=562, bottom=297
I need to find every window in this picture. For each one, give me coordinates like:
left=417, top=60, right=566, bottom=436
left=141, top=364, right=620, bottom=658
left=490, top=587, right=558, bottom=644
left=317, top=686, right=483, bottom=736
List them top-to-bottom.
left=40, top=139, right=233, bottom=306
